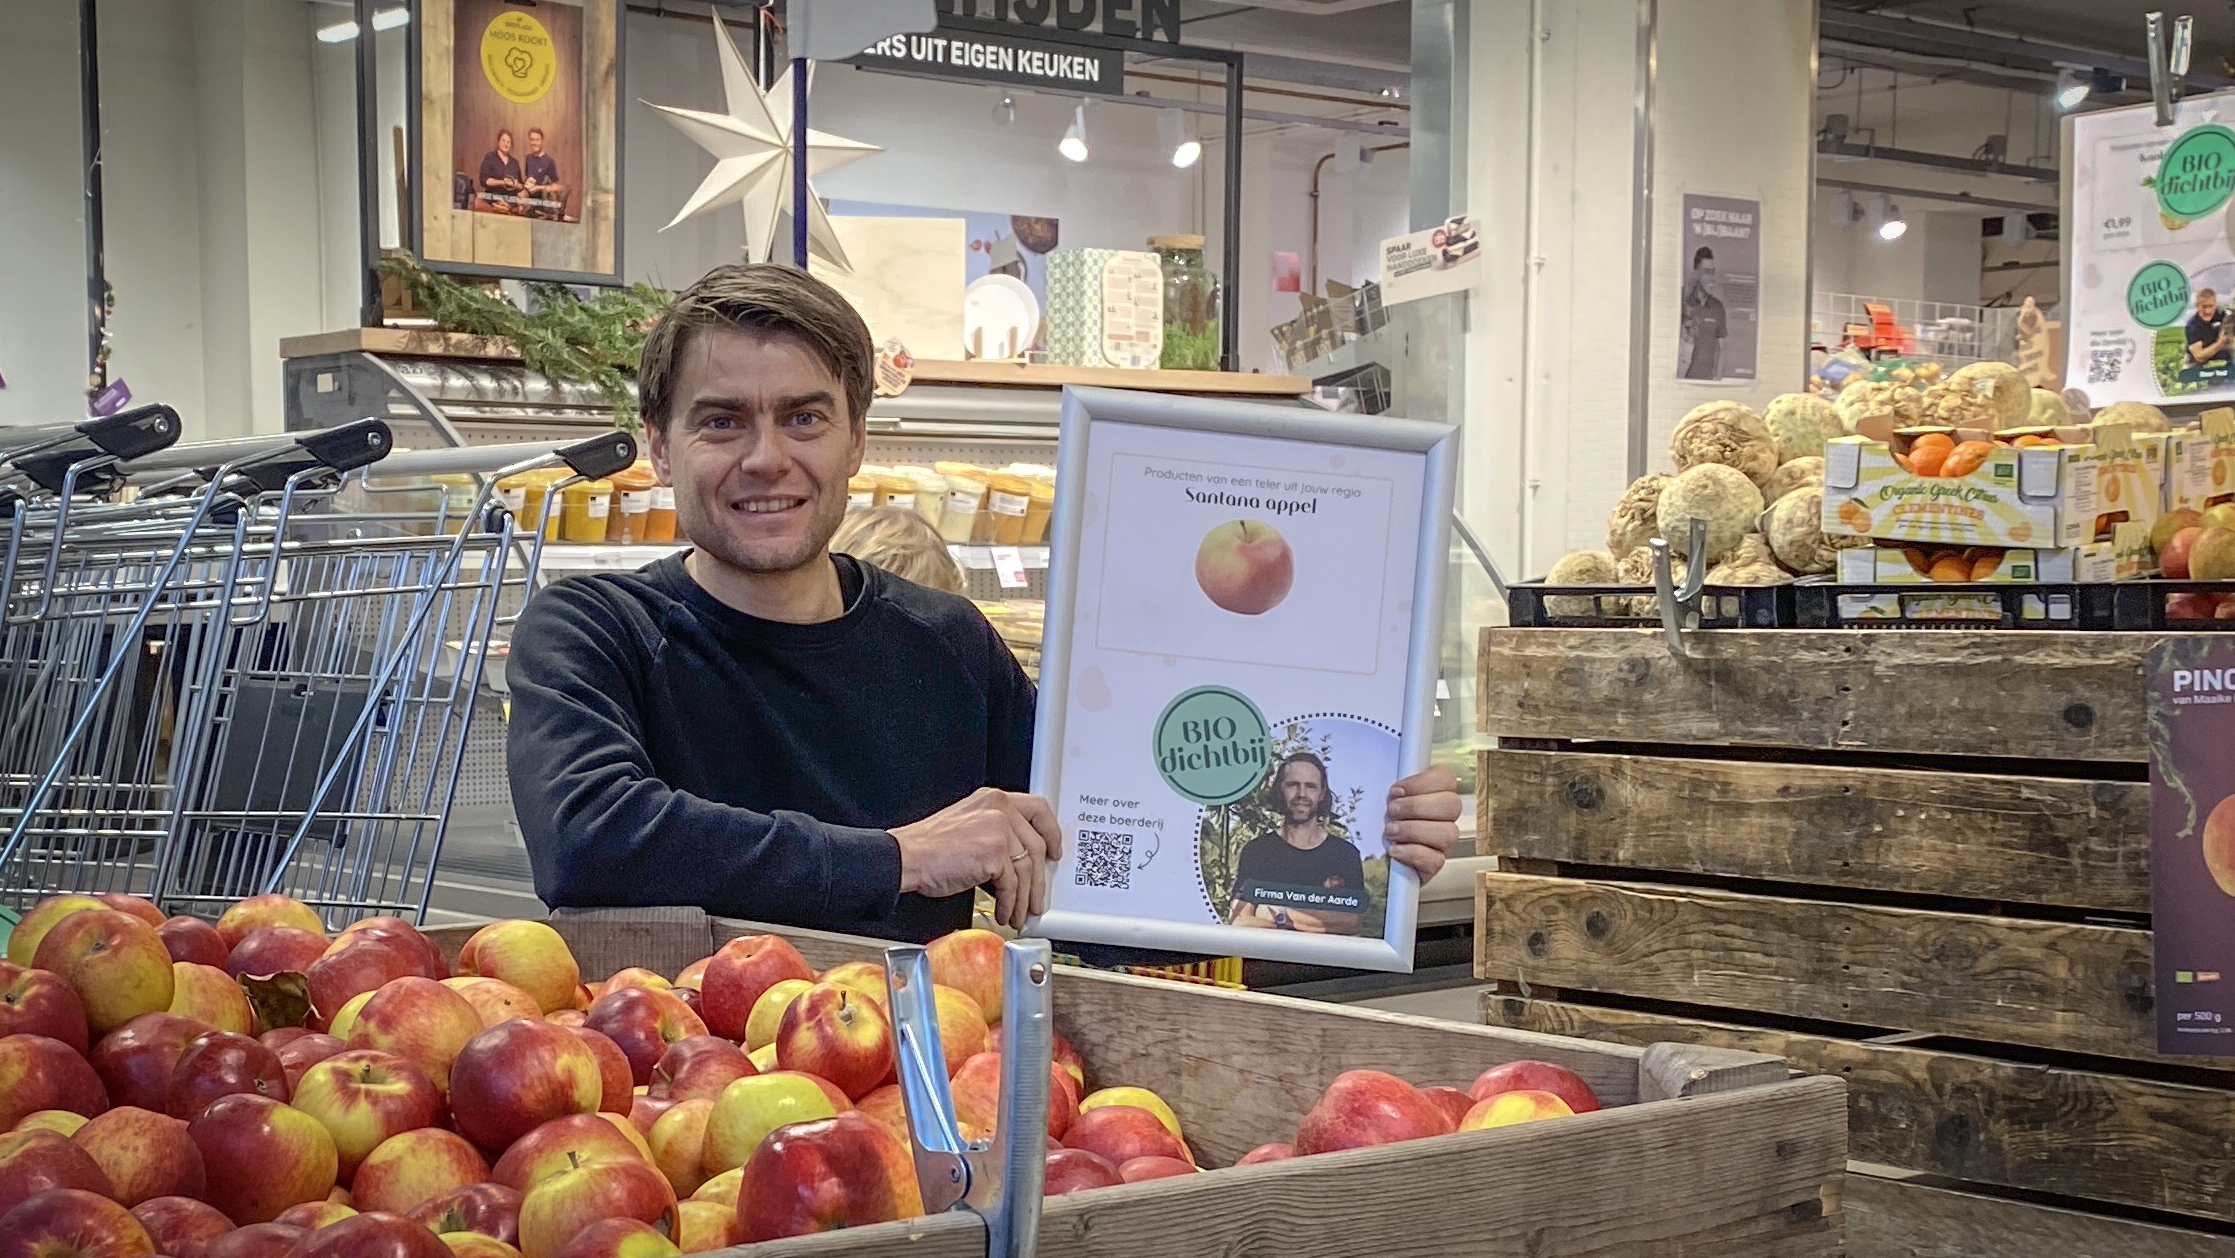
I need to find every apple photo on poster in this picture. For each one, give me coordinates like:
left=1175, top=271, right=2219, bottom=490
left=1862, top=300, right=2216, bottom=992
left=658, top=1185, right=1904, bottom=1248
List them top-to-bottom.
left=1195, top=520, right=1294, bottom=615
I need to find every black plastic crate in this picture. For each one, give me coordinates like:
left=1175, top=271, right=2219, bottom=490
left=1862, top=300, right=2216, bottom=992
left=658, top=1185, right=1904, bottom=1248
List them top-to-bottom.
left=1506, top=580, right=1795, bottom=629
left=1788, top=580, right=2113, bottom=629
left=2105, top=580, right=2235, bottom=630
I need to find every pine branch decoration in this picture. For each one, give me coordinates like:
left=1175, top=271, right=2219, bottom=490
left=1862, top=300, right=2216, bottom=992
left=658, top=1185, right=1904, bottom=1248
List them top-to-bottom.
left=376, top=254, right=669, bottom=428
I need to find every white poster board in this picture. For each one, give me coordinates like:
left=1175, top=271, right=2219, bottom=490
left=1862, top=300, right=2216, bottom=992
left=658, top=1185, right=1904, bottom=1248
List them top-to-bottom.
left=2067, top=92, right=2235, bottom=407
left=1378, top=216, right=1482, bottom=306
left=1025, top=387, right=1457, bottom=972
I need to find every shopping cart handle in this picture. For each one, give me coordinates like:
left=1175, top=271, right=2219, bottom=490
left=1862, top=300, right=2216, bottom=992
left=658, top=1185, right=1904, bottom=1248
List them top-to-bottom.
left=76, top=404, right=182, bottom=461
left=295, top=418, right=395, bottom=475
left=557, top=432, right=639, bottom=480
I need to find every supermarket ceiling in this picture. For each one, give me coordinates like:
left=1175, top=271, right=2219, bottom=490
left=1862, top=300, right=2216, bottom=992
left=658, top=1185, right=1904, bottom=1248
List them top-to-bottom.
left=1820, top=1, right=2235, bottom=79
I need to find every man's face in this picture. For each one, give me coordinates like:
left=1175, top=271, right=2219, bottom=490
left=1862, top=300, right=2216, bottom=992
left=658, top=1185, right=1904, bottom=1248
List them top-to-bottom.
left=528, top=132, right=545, bottom=155
left=498, top=133, right=512, bottom=156
left=1696, top=258, right=1717, bottom=284
left=2204, top=294, right=2220, bottom=320
left=647, top=325, right=863, bottom=578
left=1278, top=762, right=1327, bottom=824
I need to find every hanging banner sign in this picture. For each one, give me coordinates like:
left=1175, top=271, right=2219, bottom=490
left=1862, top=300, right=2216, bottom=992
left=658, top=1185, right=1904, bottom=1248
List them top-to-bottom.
left=937, top=0, right=1181, bottom=43
left=849, top=27, right=1127, bottom=95
left=1026, top=387, right=1457, bottom=972
left=2148, top=637, right=2235, bottom=1056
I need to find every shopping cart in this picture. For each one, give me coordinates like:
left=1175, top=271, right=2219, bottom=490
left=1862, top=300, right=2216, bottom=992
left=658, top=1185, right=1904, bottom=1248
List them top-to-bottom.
left=0, top=418, right=635, bottom=929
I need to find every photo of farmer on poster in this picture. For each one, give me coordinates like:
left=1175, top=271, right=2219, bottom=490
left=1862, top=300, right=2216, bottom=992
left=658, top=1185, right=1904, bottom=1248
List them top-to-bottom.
left=452, top=0, right=584, bottom=222
left=1677, top=193, right=1761, bottom=382
left=1200, top=717, right=1399, bottom=939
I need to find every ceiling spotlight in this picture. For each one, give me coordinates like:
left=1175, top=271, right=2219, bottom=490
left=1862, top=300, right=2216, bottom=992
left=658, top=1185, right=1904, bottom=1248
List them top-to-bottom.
left=316, top=6, right=407, bottom=41
left=2055, top=67, right=2092, bottom=110
left=993, top=94, right=1015, bottom=126
left=1059, top=101, right=1090, bottom=162
left=1158, top=108, right=1200, bottom=169
left=1869, top=194, right=1908, bottom=241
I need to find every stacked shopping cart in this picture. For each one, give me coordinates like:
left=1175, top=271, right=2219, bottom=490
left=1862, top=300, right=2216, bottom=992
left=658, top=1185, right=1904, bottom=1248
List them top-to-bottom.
left=0, top=407, right=634, bottom=928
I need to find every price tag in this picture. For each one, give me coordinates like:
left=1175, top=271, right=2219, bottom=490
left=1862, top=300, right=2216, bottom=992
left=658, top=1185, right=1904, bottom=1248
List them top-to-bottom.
left=992, top=546, right=1029, bottom=589
left=1021, top=546, right=1050, bottom=569
left=957, top=547, right=996, bottom=570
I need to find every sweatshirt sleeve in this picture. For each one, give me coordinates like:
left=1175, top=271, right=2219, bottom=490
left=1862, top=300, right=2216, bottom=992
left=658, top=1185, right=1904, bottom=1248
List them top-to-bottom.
left=505, top=580, right=904, bottom=923
left=984, top=620, right=1039, bottom=793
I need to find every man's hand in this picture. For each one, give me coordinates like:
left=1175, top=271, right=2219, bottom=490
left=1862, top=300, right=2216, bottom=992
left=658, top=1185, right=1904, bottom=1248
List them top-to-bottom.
left=1386, top=765, right=1464, bottom=885
left=891, top=788, right=1063, bottom=930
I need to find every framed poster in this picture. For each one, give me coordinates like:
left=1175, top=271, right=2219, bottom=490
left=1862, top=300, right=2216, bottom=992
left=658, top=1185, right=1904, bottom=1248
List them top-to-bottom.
left=412, top=0, right=623, bottom=284
left=2066, top=92, right=2235, bottom=407
left=1676, top=193, right=1760, bottom=383
left=1025, top=387, right=1457, bottom=971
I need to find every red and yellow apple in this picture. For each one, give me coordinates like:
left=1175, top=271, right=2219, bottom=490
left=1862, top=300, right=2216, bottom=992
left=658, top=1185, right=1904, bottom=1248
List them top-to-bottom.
left=1195, top=519, right=1294, bottom=615
left=5, top=894, right=105, bottom=968
left=94, top=894, right=167, bottom=929
left=215, top=895, right=326, bottom=949
left=33, top=908, right=176, bottom=1035
left=156, top=916, right=230, bottom=970
left=336, top=917, right=447, bottom=980
left=457, top=922, right=581, bottom=1016
left=225, top=927, right=330, bottom=979
left=695, top=936, right=812, bottom=1043
left=303, top=938, right=420, bottom=1032
left=672, top=958, right=711, bottom=991
left=0, top=961, right=90, bottom=1053
left=167, top=962, right=253, bottom=1035
left=814, top=963, right=889, bottom=1010
left=601, top=968, right=672, bottom=996
left=347, top=976, right=480, bottom=1093
left=446, top=977, right=541, bottom=1029
left=741, top=980, right=811, bottom=1053
left=773, top=985, right=891, bottom=1101
left=931, top=985, right=988, bottom=1076
left=586, top=989, right=708, bottom=1087
left=324, top=991, right=376, bottom=1043
left=89, top=1012, right=204, bottom=1113
left=447, top=1018, right=603, bottom=1153
left=568, top=1027, right=635, bottom=1114
left=1052, top=1028, right=1087, bottom=1092
left=165, top=1029, right=289, bottom=1118
left=274, top=1032, right=349, bottom=1092
left=0, top=1034, right=109, bottom=1129
left=649, top=1036, right=754, bottom=1104
left=291, top=1049, right=442, bottom=1176
left=952, top=1052, right=1076, bottom=1140
left=1467, top=1059, right=1601, bottom=1114
left=1293, top=1069, right=1452, bottom=1156
left=698, top=1074, right=837, bottom=1178
left=1419, top=1085, right=1475, bottom=1129
left=851, top=1086, right=907, bottom=1144
left=1076, top=1086, right=1178, bottom=1139
left=1459, top=1088, right=1575, bottom=1129
left=186, top=1092, right=338, bottom=1224
left=647, top=1098, right=714, bottom=1196
left=1062, top=1104, right=1188, bottom=1167
left=72, top=1105, right=205, bottom=1205
left=11, top=1111, right=88, bottom=1138
left=736, top=1113, right=922, bottom=1243
left=492, top=1114, right=652, bottom=1195
left=353, top=1127, right=491, bottom=1216
left=0, top=1128, right=114, bottom=1215
left=1235, top=1142, right=1293, bottom=1165
left=1042, top=1148, right=1122, bottom=1196
left=517, top=1153, right=677, bottom=1258
left=1118, top=1155, right=1197, bottom=1182
left=688, top=1168, right=740, bottom=1210
left=407, top=1180, right=522, bottom=1243
left=0, top=1187, right=156, bottom=1258
left=131, top=1193, right=235, bottom=1258
left=274, top=1199, right=357, bottom=1229
left=671, top=1199, right=741, bottom=1253
left=286, top=1211, right=456, bottom=1258
left=548, top=1217, right=680, bottom=1258
left=203, top=1221, right=309, bottom=1258
left=443, top=1234, right=524, bottom=1258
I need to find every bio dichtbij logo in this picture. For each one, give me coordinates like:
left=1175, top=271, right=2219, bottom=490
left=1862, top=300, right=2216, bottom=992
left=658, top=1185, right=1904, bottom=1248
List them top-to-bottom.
left=2156, top=123, right=2235, bottom=222
left=1153, top=686, right=1270, bottom=806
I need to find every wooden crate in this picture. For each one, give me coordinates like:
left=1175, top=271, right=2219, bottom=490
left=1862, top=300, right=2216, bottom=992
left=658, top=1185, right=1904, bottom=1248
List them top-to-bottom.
left=1473, top=627, right=2235, bottom=1258
left=430, top=908, right=1845, bottom=1257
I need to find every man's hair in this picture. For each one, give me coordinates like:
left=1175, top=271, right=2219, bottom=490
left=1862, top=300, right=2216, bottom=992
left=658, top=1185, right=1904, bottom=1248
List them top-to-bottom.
left=528, top=126, right=545, bottom=139
left=1692, top=246, right=1714, bottom=268
left=638, top=263, right=874, bottom=433
left=2204, top=288, right=2220, bottom=302
left=831, top=507, right=963, bottom=593
left=1266, top=752, right=1332, bottom=820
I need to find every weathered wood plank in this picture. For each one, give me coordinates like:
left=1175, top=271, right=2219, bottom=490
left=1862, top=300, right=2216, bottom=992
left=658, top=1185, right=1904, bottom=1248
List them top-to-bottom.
left=1478, top=628, right=2158, bottom=761
left=1480, top=748, right=2152, bottom=911
left=1474, top=871, right=2161, bottom=1063
left=1484, top=995, right=2235, bottom=1221
left=1845, top=1174, right=2235, bottom=1258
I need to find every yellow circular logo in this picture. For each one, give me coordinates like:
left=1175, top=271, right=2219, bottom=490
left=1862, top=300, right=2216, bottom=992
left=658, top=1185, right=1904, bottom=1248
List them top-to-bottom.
left=481, top=11, right=556, bottom=104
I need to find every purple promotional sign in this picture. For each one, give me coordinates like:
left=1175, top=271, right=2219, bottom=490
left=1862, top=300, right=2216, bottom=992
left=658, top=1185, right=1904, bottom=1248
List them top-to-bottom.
left=2148, top=637, right=2235, bottom=1055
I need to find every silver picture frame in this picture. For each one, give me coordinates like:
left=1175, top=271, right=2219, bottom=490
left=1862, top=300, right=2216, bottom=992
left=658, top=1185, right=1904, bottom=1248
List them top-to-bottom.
left=1025, top=385, right=1459, bottom=972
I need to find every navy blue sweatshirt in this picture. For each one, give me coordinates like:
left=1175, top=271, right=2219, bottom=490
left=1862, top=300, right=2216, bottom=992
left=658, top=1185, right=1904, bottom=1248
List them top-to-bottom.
left=504, top=553, right=1035, bottom=942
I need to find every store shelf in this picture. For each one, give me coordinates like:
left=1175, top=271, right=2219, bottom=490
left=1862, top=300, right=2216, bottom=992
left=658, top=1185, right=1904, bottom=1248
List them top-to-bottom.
left=527, top=543, right=688, bottom=572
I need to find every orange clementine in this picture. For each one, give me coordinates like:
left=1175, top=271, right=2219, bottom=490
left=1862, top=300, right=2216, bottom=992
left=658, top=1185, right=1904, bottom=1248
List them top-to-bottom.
left=1907, top=432, right=1955, bottom=476
left=1941, top=440, right=1995, bottom=478
left=1970, top=552, right=2004, bottom=580
left=1927, top=555, right=1973, bottom=582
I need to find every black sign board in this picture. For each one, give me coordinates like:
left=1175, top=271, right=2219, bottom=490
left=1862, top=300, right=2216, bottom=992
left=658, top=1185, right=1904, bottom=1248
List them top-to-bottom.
left=938, top=0, right=1181, bottom=44
left=850, top=26, right=1126, bottom=95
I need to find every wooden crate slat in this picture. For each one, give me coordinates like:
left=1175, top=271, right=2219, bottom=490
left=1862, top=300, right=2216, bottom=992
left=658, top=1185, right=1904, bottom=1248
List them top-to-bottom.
left=1477, top=628, right=2156, bottom=761
left=1480, top=748, right=2152, bottom=912
left=1473, top=871, right=2159, bottom=1063
left=1484, top=994, right=2235, bottom=1222
left=1845, top=1174, right=2235, bottom=1258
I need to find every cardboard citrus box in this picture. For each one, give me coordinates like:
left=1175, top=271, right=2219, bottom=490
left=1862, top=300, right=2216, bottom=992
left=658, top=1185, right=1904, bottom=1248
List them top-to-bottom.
left=2170, top=407, right=2235, bottom=510
left=2072, top=423, right=2166, bottom=541
left=1821, top=431, right=2078, bottom=547
left=1835, top=543, right=2114, bottom=584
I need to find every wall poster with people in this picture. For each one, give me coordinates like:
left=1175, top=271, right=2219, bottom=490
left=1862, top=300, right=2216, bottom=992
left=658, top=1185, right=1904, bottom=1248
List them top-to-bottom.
left=414, top=0, right=622, bottom=282
left=1675, top=192, right=1760, bottom=383
left=1026, top=387, right=1456, bottom=971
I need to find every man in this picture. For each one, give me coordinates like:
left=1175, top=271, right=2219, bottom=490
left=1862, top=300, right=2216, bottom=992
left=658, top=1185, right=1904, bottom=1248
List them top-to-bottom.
left=521, top=127, right=567, bottom=221
left=478, top=129, right=522, bottom=210
left=1681, top=246, right=1726, bottom=380
left=505, top=264, right=1461, bottom=944
left=2187, top=289, right=2231, bottom=377
left=1226, top=754, right=1365, bottom=935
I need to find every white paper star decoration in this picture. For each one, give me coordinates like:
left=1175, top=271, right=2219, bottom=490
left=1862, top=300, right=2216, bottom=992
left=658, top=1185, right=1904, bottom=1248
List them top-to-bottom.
left=645, top=12, right=880, bottom=271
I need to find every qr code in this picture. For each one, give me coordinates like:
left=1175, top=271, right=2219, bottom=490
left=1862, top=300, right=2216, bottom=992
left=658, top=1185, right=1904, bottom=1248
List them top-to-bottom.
left=2088, top=350, right=2121, bottom=385
left=1073, top=829, right=1133, bottom=889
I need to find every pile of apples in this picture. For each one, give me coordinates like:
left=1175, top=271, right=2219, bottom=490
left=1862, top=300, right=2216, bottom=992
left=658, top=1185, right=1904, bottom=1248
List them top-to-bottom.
left=0, top=893, right=1601, bottom=1258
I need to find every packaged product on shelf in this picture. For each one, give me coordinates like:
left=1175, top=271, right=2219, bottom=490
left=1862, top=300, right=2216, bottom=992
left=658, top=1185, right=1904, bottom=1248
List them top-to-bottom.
left=1045, top=247, right=1165, bottom=369
left=2170, top=407, right=2235, bottom=511
left=1820, top=426, right=2138, bottom=549
left=609, top=461, right=658, bottom=545
left=899, top=465, right=947, bottom=529
left=502, top=467, right=565, bottom=540
left=937, top=468, right=988, bottom=544
left=876, top=471, right=918, bottom=512
left=985, top=471, right=1034, bottom=545
left=846, top=472, right=879, bottom=510
left=1024, top=475, right=1055, bottom=544
left=559, top=477, right=615, bottom=543
left=1834, top=539, right=2128, bottom=584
